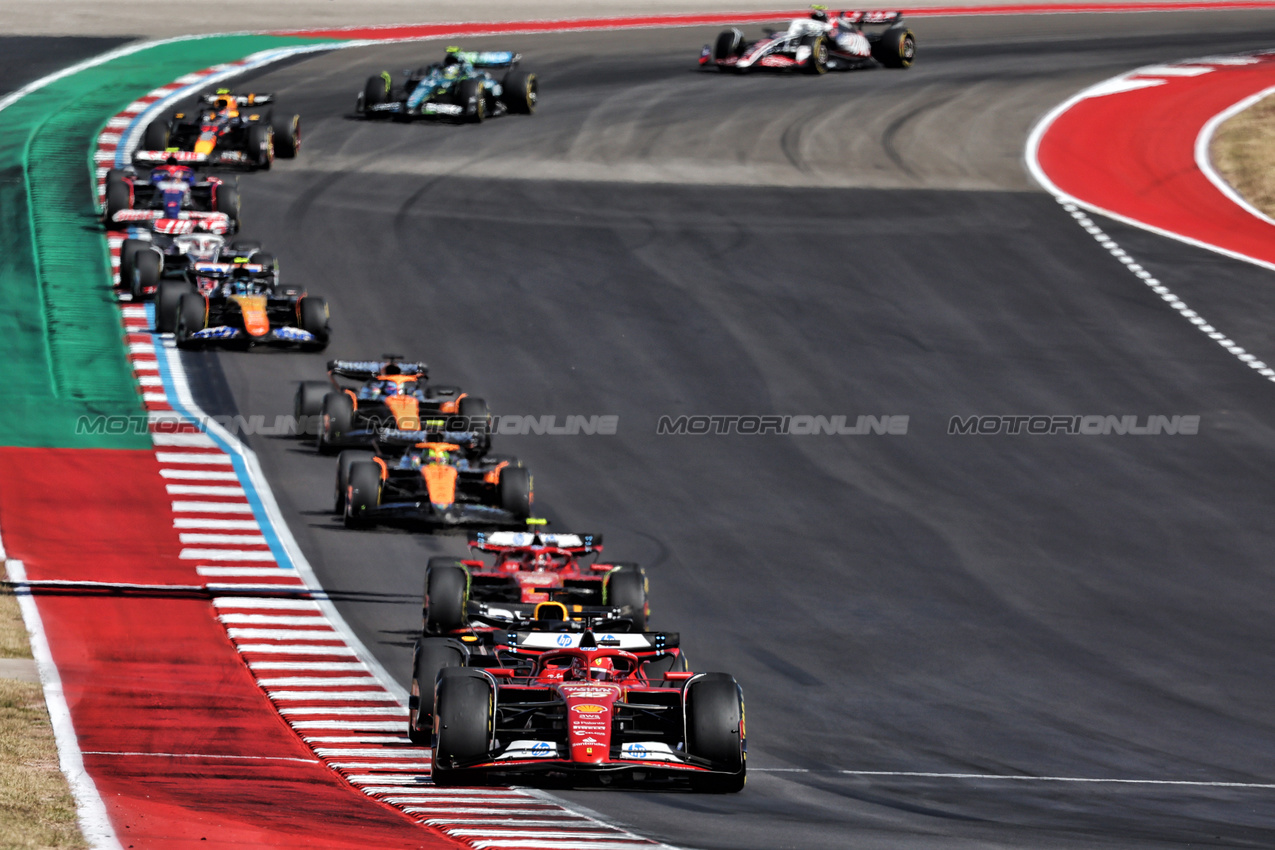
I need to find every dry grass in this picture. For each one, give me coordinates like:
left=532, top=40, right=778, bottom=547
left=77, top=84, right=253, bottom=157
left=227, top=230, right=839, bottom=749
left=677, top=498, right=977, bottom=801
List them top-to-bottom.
left=1210, top=92, right=1275, bottom=218
left=0, top=589, right=86, bottom=850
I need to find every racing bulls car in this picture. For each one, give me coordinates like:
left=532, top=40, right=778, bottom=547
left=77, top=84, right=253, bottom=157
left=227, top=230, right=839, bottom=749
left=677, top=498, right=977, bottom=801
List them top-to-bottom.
left=702, top=8, right=916, bottom=73
left=356, top=46, right=537, bottom=123
left=136, top=89, right=300, bottom=170
left=103, top=160, right=240, bottom=234
left=119, top=234, right=274, bottom=301
left=154, top=260, right=329, bottom=350
left=293, top=358, right=491, bottom=454
left=338, top=428, right=532, bottom=529
left=421, top=532, right=650, bottom=638
left=414, top=630, right=746, bottom=791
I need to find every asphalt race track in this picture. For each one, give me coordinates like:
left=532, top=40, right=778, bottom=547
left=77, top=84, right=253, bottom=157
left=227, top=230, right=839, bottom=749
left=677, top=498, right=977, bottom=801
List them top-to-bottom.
left=162, top=12, right=1275, bottom=849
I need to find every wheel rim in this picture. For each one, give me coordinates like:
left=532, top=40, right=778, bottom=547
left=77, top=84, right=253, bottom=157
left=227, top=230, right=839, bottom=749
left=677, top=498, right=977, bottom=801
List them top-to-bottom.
left=903, top=36, right=915, bottom=61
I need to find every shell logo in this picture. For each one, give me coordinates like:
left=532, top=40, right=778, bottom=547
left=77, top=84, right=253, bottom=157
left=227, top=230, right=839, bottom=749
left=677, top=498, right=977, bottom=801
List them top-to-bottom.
left=571, top=704, right=606, bottom=714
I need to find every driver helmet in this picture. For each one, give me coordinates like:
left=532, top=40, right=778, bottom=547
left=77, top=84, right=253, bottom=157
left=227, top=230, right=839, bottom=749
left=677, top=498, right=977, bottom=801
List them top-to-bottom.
left=810, top=5, right=829, bottom=22
left=184, top=234, right=222, bottom=261
left=379, top=379, right=400, bottom=397
left=427, top=446, right=449, bottom=464
left=588, top=657, right=616, bottom=682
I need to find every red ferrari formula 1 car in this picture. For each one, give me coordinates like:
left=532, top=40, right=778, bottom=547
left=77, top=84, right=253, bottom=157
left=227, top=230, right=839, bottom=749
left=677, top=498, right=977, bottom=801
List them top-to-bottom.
left=701, top=8, right=915, bottom=73
left=422, top=532, right=650, bottom=636
left=416, top=629, right=745, bottom=791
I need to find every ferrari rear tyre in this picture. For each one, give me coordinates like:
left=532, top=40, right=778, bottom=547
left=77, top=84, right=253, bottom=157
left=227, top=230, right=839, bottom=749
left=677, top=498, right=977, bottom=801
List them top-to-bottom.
left=873, top=25, right=915, bottom=68
left=803, top=35, right=829, bottom=75
left=499, top=71, right=537, bottom=114
left=458, top=79, right=485, bottom=123
left=271, top=111, right=301, bottom=157
left=142, top=117, right=169, bottom=150
left=247, top=123, right=273, bottom=170
left=131, top=249, right=161, bottom=301
left=155, top=278, right=193, bottom=333
left=174, top=293, right=207, bottom=349
left=299, top=296, right=330, bottom=351
left=318, top=390, right=354, bottom=455
left=334, top=450, right=375, bottom=512
left=343, top=461, right=381, bottom=528
left=498, top=466, right=531, bottom=519
left=425, top=561, right=468, bottom=635
left=605, top=564, right=648, bottom=631
left=409, top=637, right=465, bottom=745
left=432, top=668, right=492, bottom=784
left=686, top=673, right=746, bottom=793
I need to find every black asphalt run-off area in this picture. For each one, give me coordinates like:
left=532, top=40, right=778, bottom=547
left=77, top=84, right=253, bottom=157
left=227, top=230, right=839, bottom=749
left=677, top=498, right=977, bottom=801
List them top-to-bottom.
left=25, top=11, right=1275, bottom=849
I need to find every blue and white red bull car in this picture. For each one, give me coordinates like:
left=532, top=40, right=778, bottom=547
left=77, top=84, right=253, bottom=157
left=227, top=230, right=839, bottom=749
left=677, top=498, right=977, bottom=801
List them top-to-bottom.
left=701, top=8, right=916, bottom=74
left=103, top=159, right=239, bottom=236
left=414, top=629, right=746, bottom=791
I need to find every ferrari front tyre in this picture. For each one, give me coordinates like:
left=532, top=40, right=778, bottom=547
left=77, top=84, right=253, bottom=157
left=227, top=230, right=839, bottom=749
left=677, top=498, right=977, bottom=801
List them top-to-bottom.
left=873, top=25, right=915, bottom=69
left=803, top=35, right=829, bottom=75
left=499, top=71, right=537, bottom=114
left=457, top=79, right=485, bottom=123
left=272, top=112, right=301, bottom=157
left=142, top=117, right=169, bottom=150
left=247, top=123, right=273, bottom=170
left=131, top=249, right=161, bottom=301
left=154, top=278, right=193, bottom=333
left=174, top=292, right=207, bottom=349
left=299, top=296, right=330, bottom=351
left=318, top=390, right=354, bottom=455
left=343, top=461, right=381, bottom=528
left=498, top=466, right=531, bottom=519
left=424, top=560, right=468, bottom=635
left=604, top=564, right=648, bottom=631
left=409, top=637, right=465, bottom=745
left=432, top=668, right=492, bottom=785
left=686, top=673, right=746, bottom=793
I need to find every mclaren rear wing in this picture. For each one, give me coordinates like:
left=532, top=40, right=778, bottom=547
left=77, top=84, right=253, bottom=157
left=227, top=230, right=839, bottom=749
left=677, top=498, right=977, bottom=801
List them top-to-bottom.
left=328, top=359, right=428, bottom=380
left=374, top=427, right=485, bottom=449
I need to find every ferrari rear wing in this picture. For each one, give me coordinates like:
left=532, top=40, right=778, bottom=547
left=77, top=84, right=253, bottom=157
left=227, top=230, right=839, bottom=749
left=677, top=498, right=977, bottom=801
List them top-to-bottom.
left=328, top=359, right=428, bottom=380
left=469, top=530, right=603, bottom=554
left=495, top=630, right=678, bottom=652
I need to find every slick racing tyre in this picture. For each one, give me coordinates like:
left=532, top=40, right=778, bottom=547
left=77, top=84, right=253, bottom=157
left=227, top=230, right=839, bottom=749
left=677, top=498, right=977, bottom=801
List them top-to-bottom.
left=873, top=25, right=916, bottom=68
left=713, top=29, right=744, bottom=64
left=802, top=34, right=830, bottom=75
left=499, top=71, right=537, bottom=114
left=363, top=74, right=390, bottom=112
left=457, top=79, right=486, bottom=123
left=271, top=111, right=301, bottom=157
left=142, top=116, right=169, bottom=150
left=247, top=123, right=273, bottom=170
left=103, top=169, right=130, bottom=223
left=214, top=185, right=241, bottom=227
left=119, top=238, right=146, bottom=285
left=130, top=249, right=161, bottom=301
left=154, top=278, right=193, bottom=333
left=174, top=293, right=207, bottom=349
left=298, top=296, right=330, bottom=352
left=294, top=380, right=330, bottom=437
left=317, top=390, right=354, bottom=455
left=457, top=396, right=491, bottom=450
left=334, top=450, right=375, bottom=512
left=343, top=461, right=381, bottom=528
left=498, top=466, right=531, bottom=519
left=424, top=560, right=468, bottom=635
left=604, top=564, right=649, bottom=631
left=409, top=637, right=465, bottom=745
left=431, top=668, right=492, bottom=785
left=686, top=673, right=746, bottom=793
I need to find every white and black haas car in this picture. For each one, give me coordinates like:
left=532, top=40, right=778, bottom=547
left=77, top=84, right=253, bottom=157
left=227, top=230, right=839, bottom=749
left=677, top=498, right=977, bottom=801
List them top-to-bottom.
left=701, top=7, right=916, bottom=74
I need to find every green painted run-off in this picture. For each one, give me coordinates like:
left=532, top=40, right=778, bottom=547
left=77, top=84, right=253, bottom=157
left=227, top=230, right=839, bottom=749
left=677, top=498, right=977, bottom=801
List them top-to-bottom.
left=0, top=34, right=331, bottom=448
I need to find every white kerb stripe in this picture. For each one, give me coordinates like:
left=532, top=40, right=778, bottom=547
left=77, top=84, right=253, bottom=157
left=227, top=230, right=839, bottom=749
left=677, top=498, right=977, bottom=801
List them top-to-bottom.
left=152, top=432, right=217, bottom=447
left=156, top=452, right=232, bottom=464
left=161, top=469, right=240, bottom=481
left=167, top=484, right=245, bottom=496
left=172, top=501, right=253, bottom=513
left=176, top=518, right=260, bottom=530
left=179, top=532, right=267, bottom=544
left=181, top=549, right=274, bottom=561
left=198, top=567, right=284, bottom=577
left=213, top=598, right=319, bottom=610
left=220, top=614, right=323, bottom=625
left=225, top=628, right=338, bottom=640
left=237, top=645, right=357, bottom=655
left=257, top=677, right=374, bottom=687
left=269, top=691, right=395, bottom=701
left=280, top=704, right=406, bottom=714
left=289, top=721, right=405, bottom=731
left=302, top=736, right=414, bottom=744
left=462, top=841, right=653, bottom=850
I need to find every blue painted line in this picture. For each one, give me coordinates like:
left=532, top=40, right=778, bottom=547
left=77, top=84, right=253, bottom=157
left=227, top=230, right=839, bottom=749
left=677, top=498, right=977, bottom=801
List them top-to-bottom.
left=146, top=306, right=295, bottom=571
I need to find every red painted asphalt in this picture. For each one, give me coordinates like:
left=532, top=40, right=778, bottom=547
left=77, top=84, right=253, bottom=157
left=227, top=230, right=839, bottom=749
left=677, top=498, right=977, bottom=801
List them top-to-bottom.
left=274, top=2, right=1275, bottom=39
left=1034, top=54, right=1275, bottom=268
left=0, top=447, right=460, bottom=849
